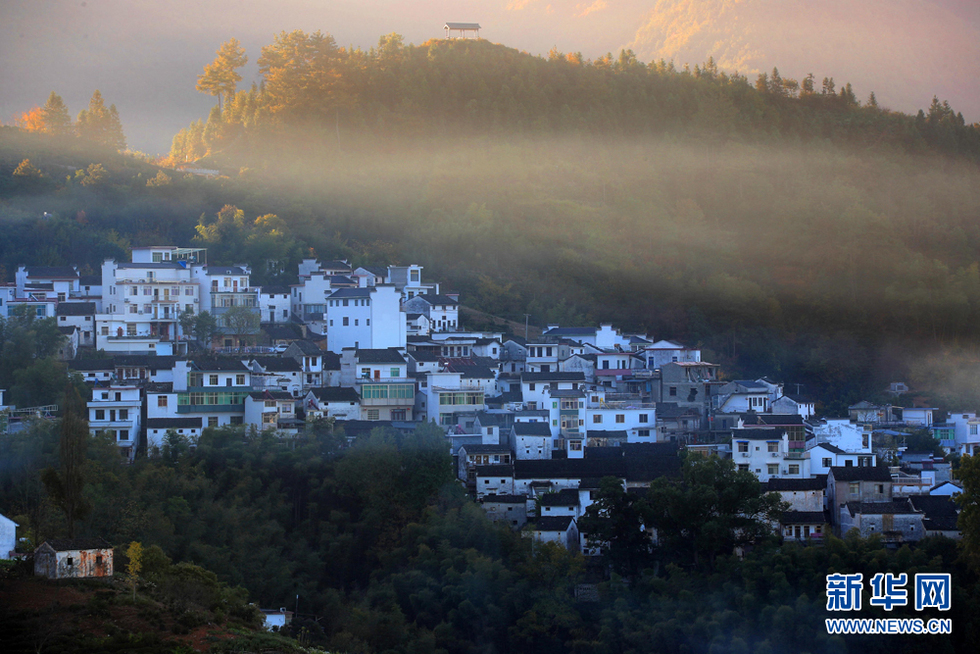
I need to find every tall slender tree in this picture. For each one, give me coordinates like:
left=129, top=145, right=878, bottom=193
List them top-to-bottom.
left=196, top=38, right=248, bottom=110
left=76, top=90, right=126, bottom=150
left=41, top=92, right=72, bottom=136
left=41, top=386, right=91, bottom=538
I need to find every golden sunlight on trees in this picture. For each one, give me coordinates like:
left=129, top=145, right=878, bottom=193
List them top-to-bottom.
left=258, top=30, right=350, bottom=120
left=196, top=38, right=248, bottom=110
left=76, top=90, right=126, bottom=150
left=15, top=107, right=46, bottom=132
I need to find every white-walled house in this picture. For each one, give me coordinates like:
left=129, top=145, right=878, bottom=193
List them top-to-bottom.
left=257, top=286, right=292, bottom=324
left=325, top=286, right=406, bottom=354
left=643, top=340, right=701, bottom=370
left=339, top=348, right=414, bottom=421
left=88, top=383, right=142, bottom=461
left=304, top=387, right=361, bottom=420
left=245, top=391, right=298, bottom=433
left=146, top=417, right=205, bottom=451
left=510, top=421, right=553, bottom=460
left=731, top=430, right=807, bottom=482
left=0, top=513, right=18, bottom=559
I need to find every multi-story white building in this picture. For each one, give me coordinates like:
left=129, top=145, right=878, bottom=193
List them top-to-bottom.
left=98, top=247, right=202, bottom=354
left=192, top=264, right=259, bottom=347
left=258, top=286, right=291, bottom=324
left=325, top=286, right=406, bottom=353
left=339, top=348, right=414, bottom=421
left=88, top=383, right=142, bottom=461
left=732, top=429, right=808, bottom=482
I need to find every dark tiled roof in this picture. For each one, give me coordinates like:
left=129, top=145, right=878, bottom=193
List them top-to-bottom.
left=117, top=263, right=184, bottom=269
left=27, top=266, right=78, bottom=279
left=207, top=266, right=247, bottom=275
left=79, top=275, right=101, bottom=286
left=259, top=285, right=291, bottom=295
left=328, top=288, right=372, bottom=299
left=417, top=293, right=458, bottom=305
left=55, top=302, right=96, bottom=316
left=57, top=326, right=76, bottom=334
left=543, top=327, right=596, bottom=336
left=288, top=340, right=323, bottom=355
left=356, top=348, right=406, bottom=363
left=321, top=351, right=341, bottom=370
left=408, top=351, right=441, bottom=362
left=114, top=355, right=178, bottom=369
left=252, top=357, right=302, bottom=372
left=189, top=358, right=249, bottom=372
left=69, top=359, right=114, bottom=371
left=521, top=372, right=585, bottom=383
left=310, top=387, right=360, bottom=402
left=248, top=390, right=295, bottom=401
left=147, top=417, right=203, bottom=429
left=513, top=422, right=552, bottom=436
left=814, top=443, right=847, bottom=454
left=461, top=444, right=512, bottom=454
left=514, top=455, right=680, bottom=482
left=476, top=464, right=514, bottom=476
left=831, top=466, right=892, bottom=482
left=767, top=477, right=827, bottom=492
left=539, top=488, right=580, bottom=507
left=482, top=494, right=527, bottom=504
left=909, top=495, right=959, bottom=518
left=846, top=500, right=920, bottom=516
left=781, top=511, right=828, bottom=524
left=534, top=516, right=575, bottom=531
left=923, top=516, right=960, bottom=531
left=41, top=538, right=111, bottom=552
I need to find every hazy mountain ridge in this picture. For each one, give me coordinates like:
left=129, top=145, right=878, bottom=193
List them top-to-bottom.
left=627, top=0, right=980, bottom=117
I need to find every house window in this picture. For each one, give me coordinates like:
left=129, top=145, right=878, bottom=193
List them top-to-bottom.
left=343, top=317, right=349, bottom=326
left=390, top=367, right=399, bottom=378
left=209, top=374, right=218, bottom=386
left=236, top=374, right=245, bottom=385
left=529, top=383, right=535, bottom=391
left=669, top=387, right=677, bottom=397
left=157, top=396, right=167, bottom=407
left=95, top=409, right=105, bottom=420
left=119, top=409, right=128, bottom=420
left=367, top=409, right=380, bottom=421
left=615, top=414, right=625, bottom=423
left=639, top=414, right=648, bottom=423
left=593, top=415, right=602, bottom=424
left=208, top=416, right=219, bottom=427
left=638, top=429, right=650, bottom=437
left=118, top=430, right=129, bottom=441
left=737, top=442, right=748, bottom=452
left=767, top=442, right=779, bottom=452
left=822, top=458, right=832, bottom=468
left=738, top=464, right=749, bottom=472
left=767, top=464, right=778, bottom=476
left=788, top=465, right=800, bottom=475
left=849, top=483, right=860, bottom=495
left=876, top=484, right=884, bottom=494
left=66, top=557, right=74, bottom=566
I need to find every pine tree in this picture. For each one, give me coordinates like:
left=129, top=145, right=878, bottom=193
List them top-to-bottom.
left=196, top=38, right=248, bottom=110
left=76, top=90, right=126, bottom=150
left=41, top=92, right=72, bottom=136
left=41, top=386, right=91, bottom=538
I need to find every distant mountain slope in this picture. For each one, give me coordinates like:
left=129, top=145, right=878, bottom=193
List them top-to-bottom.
left=627, top=0, right=980, bottom=119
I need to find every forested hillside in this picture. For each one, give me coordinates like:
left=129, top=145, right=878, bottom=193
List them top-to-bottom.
left=4, top=35, right=980, bottom=411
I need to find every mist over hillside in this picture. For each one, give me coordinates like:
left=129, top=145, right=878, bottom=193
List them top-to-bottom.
left=626, top=0, right=980, bottom=120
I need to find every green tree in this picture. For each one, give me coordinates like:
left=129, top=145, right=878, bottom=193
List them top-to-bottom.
left=196, top=38, right=248, bottom=110
left=76, top=90, right=126, bottom=150
left=41, top=92, right=72, bottom=136
left=222, top=305, right=261, bottom=348
left=193, top=311, right=220, bottom=348
left=40, top=386, right=91, bottom=538
left=646, top=453, right=786, bottom=569
left=955, top=454, right=980, bottom=571
left=579, top=476, right=654, bottom=579
left=126, top=541, right=144, bottom=600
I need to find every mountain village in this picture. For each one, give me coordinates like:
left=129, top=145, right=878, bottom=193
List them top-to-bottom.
left=0, top=245, right=971, bottom=560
